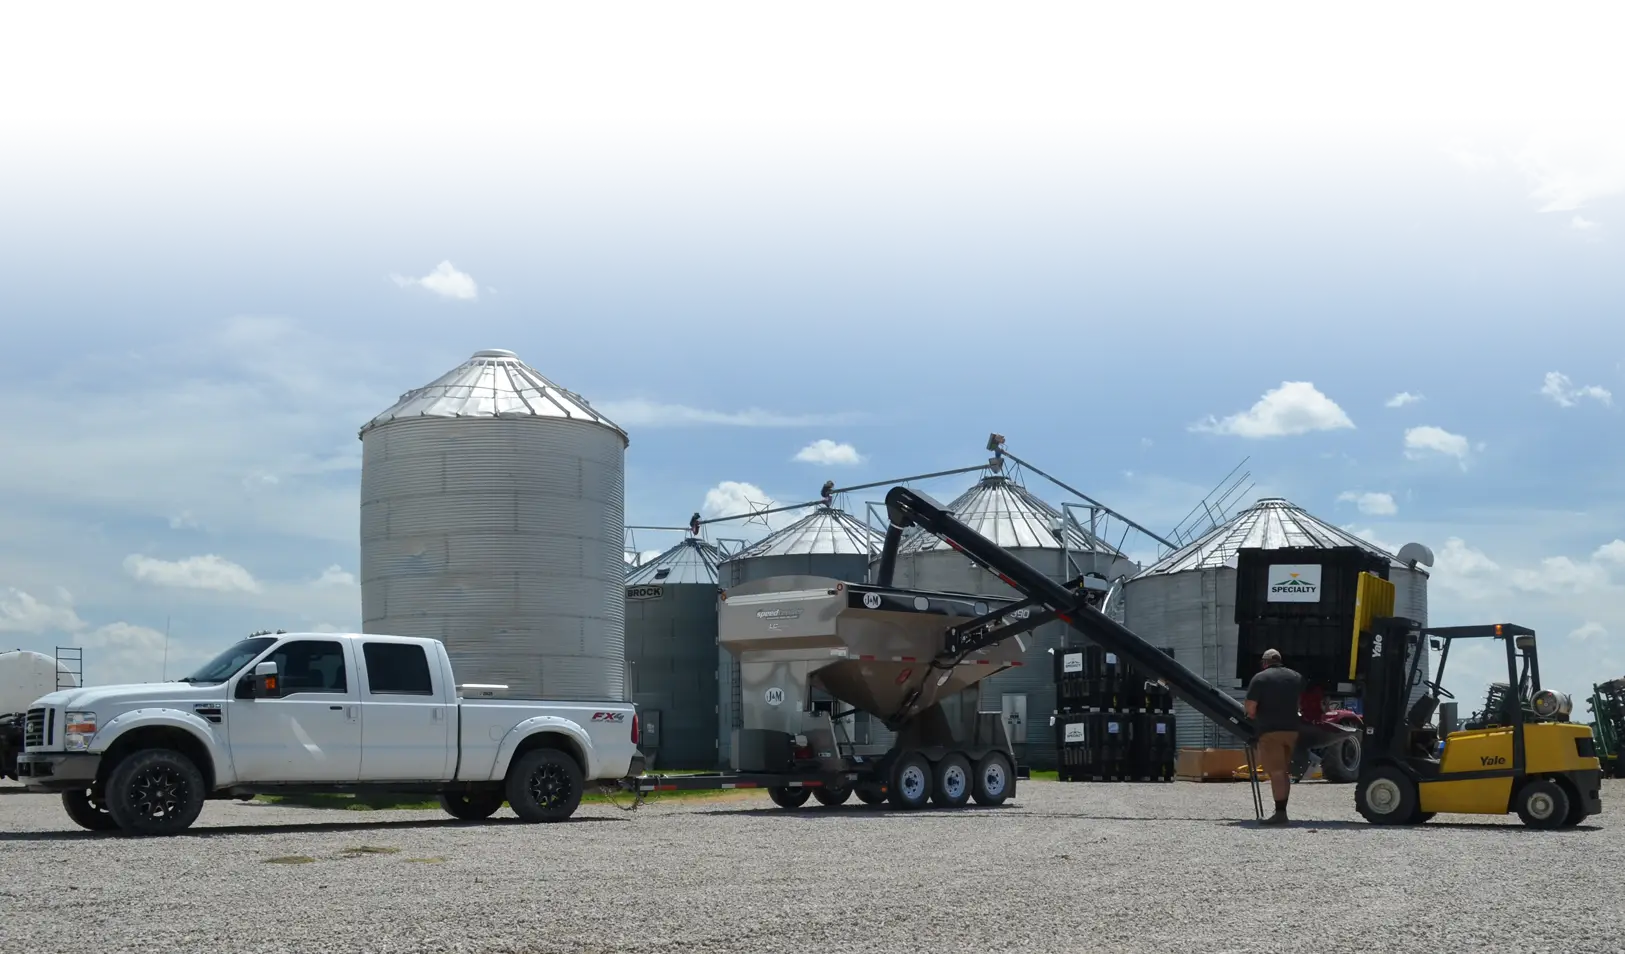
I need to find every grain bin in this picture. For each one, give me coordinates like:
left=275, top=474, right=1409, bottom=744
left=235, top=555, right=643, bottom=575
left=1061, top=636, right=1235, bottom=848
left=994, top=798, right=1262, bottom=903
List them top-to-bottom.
left=359, top=348, right=629, bottom=701
left=879, top=473, right=1139, bottom=770
left=1121, top=497, right=1430, bottom=748
left=716, top=505, right=883, bottom=766
left=625, top=535, right=727, bottom=769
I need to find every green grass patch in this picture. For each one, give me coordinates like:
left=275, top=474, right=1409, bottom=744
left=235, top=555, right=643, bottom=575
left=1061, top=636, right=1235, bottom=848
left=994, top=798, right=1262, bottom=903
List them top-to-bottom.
left=1026, top=770, right=1060, bottom=782
left=255, top=780, right=759, bottom=813
left=341, top=845, right=402, bottom=855
left=264, top=855, right=316, bottom=864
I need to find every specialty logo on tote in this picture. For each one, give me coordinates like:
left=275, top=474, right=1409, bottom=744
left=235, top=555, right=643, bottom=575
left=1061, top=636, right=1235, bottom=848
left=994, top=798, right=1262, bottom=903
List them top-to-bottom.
left=1266, top=564, right=1322, bottom=603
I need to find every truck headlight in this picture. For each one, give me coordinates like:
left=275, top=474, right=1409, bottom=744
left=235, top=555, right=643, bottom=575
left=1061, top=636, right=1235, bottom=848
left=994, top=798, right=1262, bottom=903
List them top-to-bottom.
left=1531, top=690, right=1572, bottom=721
left=64, top=712, right=97, bottom=751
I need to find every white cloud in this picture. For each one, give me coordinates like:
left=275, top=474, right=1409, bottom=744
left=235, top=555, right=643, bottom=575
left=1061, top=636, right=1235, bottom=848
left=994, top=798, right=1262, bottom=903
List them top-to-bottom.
left=1501, top=113, right=1625, bottom=212
left=1436, top=133, right=1495, bottom=172
left=1566, top=214, right=1605, bottom=240
left=390, top=260, right=479, bottom=301
left=1540, top=371, right=1613, bottom=408
left=1190, top=382, right=1354, bottom=439
left=1385, top=391, right=1423, bottom=408
left=595, top=398, right=863, bottom=429
left=1403, top=425, right=1471, bottom=464
left=793, top=439, right=863, bottom=466
left=700, top=480, right=804, bottom=536
left=1337, top=491, right=1398, bottom=516
left=1594, top=540, right=1625, bottom=565
left=624, top=549, right=664, bottom=566
left=123, top=554, right=263, bottom=594
left=313, top=565, right=357, bottom=587
left=1, top=586, right=86, bottom=633
left=1570, top=621, right=1607, bottom=642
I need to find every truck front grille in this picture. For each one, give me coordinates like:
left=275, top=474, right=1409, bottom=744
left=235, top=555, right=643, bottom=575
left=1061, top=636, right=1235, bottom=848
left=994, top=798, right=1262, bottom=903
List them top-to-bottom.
left=24, top=707, right=50, bottom=748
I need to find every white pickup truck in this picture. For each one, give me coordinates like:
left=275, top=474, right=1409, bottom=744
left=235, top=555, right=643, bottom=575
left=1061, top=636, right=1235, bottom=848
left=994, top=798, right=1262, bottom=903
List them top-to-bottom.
left=15, top=631, right=645, bottom=835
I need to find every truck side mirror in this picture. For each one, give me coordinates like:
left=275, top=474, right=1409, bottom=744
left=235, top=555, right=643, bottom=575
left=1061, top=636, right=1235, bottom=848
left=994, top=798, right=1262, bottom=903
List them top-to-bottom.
left=252, top=661, right=280, bottom=699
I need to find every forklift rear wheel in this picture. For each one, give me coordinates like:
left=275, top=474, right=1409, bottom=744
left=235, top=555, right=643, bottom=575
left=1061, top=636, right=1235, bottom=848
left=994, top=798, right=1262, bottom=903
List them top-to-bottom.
left=972, top=751, right=1013, bottom=806
left=889, top=752, right=933, bottom=810
left=931, top=753, right=972, bottom=808
left=1355, top=766, right=1417, bottom=825
left=1514, top=778, right=1569, bottom=830
left=813, top=785, right=851, bottom=807
left=768, top=786, right=812, bottom=809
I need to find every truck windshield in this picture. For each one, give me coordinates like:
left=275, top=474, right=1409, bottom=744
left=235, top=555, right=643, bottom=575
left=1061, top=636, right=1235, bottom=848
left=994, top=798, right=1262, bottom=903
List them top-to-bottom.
left=178, top=636, right=278, bottom=684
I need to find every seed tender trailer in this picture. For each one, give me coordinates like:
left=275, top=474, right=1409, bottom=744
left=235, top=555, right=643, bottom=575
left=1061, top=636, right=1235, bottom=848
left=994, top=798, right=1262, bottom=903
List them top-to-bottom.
left=625, top=485, right=1357, bottom=810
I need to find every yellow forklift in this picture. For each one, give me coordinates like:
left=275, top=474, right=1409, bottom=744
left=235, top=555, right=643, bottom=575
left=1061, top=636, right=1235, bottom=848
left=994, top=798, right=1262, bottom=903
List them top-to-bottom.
left=1349, top=596, right=1603, bottom=827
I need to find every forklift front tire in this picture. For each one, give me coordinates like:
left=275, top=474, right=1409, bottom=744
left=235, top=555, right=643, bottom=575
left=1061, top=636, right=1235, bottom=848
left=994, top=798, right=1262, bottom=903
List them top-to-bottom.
left=1355, top=766, right=1417, bottom=825
left=1514, top=778, right=1570, bottom=830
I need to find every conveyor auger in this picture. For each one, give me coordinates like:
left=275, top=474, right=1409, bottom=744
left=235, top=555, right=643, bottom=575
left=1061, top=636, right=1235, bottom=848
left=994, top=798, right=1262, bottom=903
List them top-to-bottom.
left=877, top=485, right=1259, bottom=744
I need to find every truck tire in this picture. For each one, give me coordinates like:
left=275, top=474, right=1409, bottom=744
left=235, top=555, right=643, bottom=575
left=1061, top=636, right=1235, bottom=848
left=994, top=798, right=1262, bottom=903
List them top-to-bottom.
left=1319, top=722, right=1362, bottom=784
left=505, top=747, right=584, bottom=823
left=103, top=748, right=207, bottom=835
left=888, top=751, right=933, bottom=810
left=971, top=751, right=1013, bottom=806
left=931, top=753, right=972, bottom=808
left=1355, top=765, right=1417, bottom=825
left=1514, top=778, right=1569, bottom=830
left=769, top=786, right=811, bottom=809
left=62, top=789, right=119, bottom=832
left=439, top=791, right=505, bottom=821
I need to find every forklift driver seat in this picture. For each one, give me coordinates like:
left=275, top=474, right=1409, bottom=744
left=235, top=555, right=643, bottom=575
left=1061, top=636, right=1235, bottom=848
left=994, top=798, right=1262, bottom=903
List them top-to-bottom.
left=1408, top=693, right=1439, bottom=728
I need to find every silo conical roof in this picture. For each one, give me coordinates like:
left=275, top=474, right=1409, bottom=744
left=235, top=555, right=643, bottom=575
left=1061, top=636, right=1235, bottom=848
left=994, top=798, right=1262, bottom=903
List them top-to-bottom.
left=360, top=348, right=627, bottom=443
left=897, top=474, right=1124, bottom=556
left=1134, top=496, right=1404, bottom=577
left=725, top=506, right=883, bottom=561
left=626, top=536, right=726, bottom=586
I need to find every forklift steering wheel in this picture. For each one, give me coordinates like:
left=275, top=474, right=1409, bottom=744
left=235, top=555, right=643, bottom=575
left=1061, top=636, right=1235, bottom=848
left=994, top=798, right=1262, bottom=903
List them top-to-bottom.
left=1432, top=684, right=1455, bottom=700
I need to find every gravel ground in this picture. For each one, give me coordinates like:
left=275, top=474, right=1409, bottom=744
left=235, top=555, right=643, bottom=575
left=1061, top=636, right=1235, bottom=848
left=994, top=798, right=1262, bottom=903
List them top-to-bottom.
left=2, top=776, right=1621, bottom=954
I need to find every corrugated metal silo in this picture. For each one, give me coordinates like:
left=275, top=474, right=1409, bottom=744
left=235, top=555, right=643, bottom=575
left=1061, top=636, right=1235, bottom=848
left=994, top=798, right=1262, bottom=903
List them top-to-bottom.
left=359, top=348, right=629, bottom=701
left=882, top=474, right=1139, bottom=770
left=1121, top=497, right=1430, bottom=748
left=717, top=506, right=883, bottom=767
left=625, top=536, right=726, bottom=769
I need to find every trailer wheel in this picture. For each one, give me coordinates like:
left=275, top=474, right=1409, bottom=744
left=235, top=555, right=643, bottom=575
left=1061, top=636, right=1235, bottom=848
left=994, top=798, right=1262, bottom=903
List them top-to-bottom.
left=1318, top=721, right=1362, bottom=784
left=506, top=747, right=584, bottom=822
left=103, top=748, right=207, bottom=836
left=971, top=751, right=1013, bottom=806
left=888, top=752, right=933, bottom=810
left=932, top=753, right=972, bottom=808
left=1355, top=765, right=1416, bottom=825
left=1514, top=778, right=1569, bottom=830
left=854, top=784, right=886, bottom=805
left=813, top=785, right=851, bottom=807
left=768, top=786, right=811, bottom=809
left=61, top=789, right=119, bottom=832
left=438, top=790, right=505, bottom=821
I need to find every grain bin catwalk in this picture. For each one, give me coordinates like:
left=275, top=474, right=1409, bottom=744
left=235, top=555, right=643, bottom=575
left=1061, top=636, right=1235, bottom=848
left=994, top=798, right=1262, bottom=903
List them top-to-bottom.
left=359, top=348, right=629, bottom=702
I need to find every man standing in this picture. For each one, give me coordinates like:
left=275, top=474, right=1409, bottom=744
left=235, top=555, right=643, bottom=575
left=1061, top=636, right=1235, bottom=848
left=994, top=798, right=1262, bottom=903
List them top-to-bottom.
left=1245, top=648, right=1303, bottom=825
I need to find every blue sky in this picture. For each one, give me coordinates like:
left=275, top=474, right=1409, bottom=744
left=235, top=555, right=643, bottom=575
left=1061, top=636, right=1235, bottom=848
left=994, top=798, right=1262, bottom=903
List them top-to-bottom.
left=1, top=2, right=1621, bottom=704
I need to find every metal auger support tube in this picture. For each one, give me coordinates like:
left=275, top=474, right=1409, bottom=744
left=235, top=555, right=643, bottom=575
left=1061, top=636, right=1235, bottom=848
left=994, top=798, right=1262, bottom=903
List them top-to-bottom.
left=881, top=485, right=1259, bottom=744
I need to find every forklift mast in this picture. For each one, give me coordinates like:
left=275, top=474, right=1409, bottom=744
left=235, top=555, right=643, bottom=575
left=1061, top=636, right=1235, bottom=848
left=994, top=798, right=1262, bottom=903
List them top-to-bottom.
left=876, top=485, right=1258, bottom=743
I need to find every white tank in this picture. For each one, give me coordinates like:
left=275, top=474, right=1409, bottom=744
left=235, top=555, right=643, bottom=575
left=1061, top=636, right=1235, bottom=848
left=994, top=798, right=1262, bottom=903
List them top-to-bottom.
left=0, top=650, right=78, bottom=714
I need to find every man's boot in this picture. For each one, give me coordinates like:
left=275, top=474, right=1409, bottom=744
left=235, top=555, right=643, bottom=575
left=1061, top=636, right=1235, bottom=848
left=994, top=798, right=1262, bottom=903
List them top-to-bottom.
left=1261, top=799, right=1289, bottom=825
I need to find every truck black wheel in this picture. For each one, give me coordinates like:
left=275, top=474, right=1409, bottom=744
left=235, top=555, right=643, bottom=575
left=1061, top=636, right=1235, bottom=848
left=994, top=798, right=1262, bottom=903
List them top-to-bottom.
left=1319, top=723, right=1362, bottom=784
left=505, top=747, right=584, bottom=823
left=103, top=748, right=207, bottom=835
left=971, top=751, right=1013, bottom=806
left=888, top=752, right=933, bottom=810
left=931, top=753, right=972, bottom=808
left=1355, top=765, right=1417, bottom=825
left=1515, top=778, right=1569, bottom=830
left=853, top=784, right=886, bottom=805
left=813, top=785, right=851, bottom=807
left=768, top=786, right=811, bottom=809
left=61, top=789, right=119, bottom=831
left=439, top=791, right=505, bottom=821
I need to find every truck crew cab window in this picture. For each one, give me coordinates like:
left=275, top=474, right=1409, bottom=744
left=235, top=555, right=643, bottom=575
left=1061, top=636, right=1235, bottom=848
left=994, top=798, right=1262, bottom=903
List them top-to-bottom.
left=267, top=640, right=348, bottom=695
left=361, top=642, right=434, bottom=696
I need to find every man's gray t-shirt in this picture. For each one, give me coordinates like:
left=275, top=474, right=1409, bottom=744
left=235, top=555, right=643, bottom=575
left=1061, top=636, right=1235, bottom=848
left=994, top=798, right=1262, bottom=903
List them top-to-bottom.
left=1245, top=665, right=1304, bottom=734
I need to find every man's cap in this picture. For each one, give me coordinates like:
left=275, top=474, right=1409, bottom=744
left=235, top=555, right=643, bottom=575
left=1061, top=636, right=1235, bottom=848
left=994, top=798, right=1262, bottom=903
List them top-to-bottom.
left=1262, top=648, right=1283, bottom=664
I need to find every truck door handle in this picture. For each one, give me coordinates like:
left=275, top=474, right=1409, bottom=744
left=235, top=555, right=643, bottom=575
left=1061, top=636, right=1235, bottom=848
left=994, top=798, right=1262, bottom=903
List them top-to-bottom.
left=330, top=705, right=343, bottom=710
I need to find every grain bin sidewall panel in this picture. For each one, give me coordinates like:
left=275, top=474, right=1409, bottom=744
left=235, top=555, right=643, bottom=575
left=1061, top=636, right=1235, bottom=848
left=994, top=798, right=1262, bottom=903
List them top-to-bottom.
left=358, top=416, right=626, bottom=702
left=1123, top=568, right=1241, bottom=750
left=626, top=581, right=719, bottom=769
